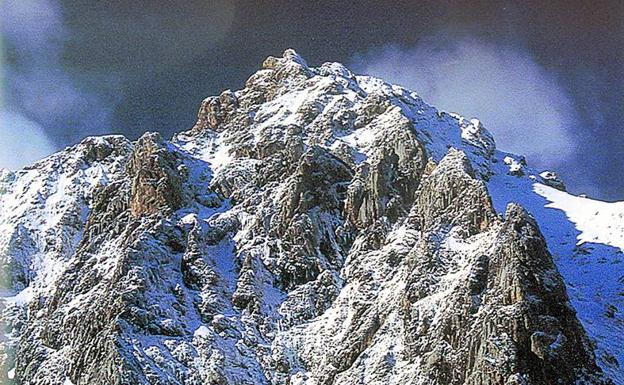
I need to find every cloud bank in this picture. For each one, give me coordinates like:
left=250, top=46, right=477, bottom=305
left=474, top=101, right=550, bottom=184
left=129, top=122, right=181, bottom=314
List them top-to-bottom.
left=0, top=0, right=113, bottom=170
left=0, top=4, right=53, bottom=170
left=351, top=37, right=578, bottom=169
left=0, top=110, right=56, bottom=170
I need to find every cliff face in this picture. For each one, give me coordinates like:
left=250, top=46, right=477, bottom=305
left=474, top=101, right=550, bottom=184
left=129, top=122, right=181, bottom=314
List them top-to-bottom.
left=0, top=50, right=618, bottom=385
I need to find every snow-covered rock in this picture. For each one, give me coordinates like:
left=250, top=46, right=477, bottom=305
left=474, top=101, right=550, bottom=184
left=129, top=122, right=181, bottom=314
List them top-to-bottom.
left=0, top=49, right=620, bottom=384
left=539, top=170, right=566, bottom=191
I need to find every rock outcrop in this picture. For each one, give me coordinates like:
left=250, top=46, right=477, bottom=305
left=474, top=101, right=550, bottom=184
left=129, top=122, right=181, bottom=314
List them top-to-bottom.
left=344, top=114, right=427, bottom=229
left=127, top=132, right=187, bottom=217
left=410, top=148, right=496, bottom=235
left=539, top=170, right=566, bottom=191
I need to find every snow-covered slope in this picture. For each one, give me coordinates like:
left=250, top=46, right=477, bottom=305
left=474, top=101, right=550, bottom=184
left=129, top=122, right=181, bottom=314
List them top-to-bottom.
left=0, top=49, right=620, bottom=384
left=0, top=136, right=131, bottom=293
left=488, top=168, right=624, bottom=383
left=533, top=184, right=624, bottom=380
left=534, top=184, right=624, bottom=250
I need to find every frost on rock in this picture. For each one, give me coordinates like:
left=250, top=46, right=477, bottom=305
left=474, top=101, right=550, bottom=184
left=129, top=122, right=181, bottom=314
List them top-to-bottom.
left=0, top=49, right=617, bottom=384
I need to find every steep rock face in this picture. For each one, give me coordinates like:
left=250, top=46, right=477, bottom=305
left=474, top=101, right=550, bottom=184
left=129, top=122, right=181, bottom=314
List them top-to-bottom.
left=0, top=50, right=615, bottom=385
left=344, top=114, right=427, bottom=230
left=127, top=132, right=188, bottom=217
left=0, top=136, right=133, bottom=382
left=0, top=136, right=132, bottom=292
left=269, top=147, right=352, bottom=288
left=273, top=147, right=608, bottom=385
left=410, top=148, right=496, bottom=235
left=401, top=203, right=606, bottom=385
left=465, top=204, right=601, bottom=385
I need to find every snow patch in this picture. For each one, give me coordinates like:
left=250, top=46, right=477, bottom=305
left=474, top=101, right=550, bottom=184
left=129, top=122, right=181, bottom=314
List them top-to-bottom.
left=534, top=183, right=624, bottom=250
left=194, top=325, right=210, bottom=338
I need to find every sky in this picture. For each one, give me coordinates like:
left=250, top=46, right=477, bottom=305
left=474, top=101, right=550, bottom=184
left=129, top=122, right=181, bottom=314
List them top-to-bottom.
left=0, top=0, right=622, bottom=200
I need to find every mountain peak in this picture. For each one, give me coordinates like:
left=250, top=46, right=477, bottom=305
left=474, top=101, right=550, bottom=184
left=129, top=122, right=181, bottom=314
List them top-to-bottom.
left=0, top=50, right=620, bottom=385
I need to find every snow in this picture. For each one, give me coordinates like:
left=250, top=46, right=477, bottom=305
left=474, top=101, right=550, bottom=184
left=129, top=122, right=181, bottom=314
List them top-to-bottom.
left=354, top=75, right=393, bottom=95
left=254, top=89, right=311, bottom=129
left=340, top=128, right=375, bottom=148
left=175, top=132, right=233, bottom=174
left=210, top=141, right=234, bottom=170
left=503, top=156, right=523, bottom=174
left=534, top=183, right=624, bottom=250
left=180, top=213, right=198, bottom=226
left=208, top=238, right=237, bottom=291
left=3, top=286, right=34, bottom=306
left=194, top=325, right=210, bottom=338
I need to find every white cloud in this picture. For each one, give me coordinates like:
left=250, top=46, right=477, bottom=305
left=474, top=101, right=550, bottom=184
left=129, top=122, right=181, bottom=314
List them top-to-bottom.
left=0, top=0, right=113, bottom=170
left=0, top=0, right=63, bottom=170
left=1, top=0, right=65, bottom=54
left=351, top=37, right=578, bottom=168
left=0, top=109, right=55, bottom=170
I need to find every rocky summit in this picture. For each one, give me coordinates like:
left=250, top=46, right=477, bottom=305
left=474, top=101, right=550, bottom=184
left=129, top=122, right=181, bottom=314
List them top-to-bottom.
left=1, top=49, right=622, bottom=385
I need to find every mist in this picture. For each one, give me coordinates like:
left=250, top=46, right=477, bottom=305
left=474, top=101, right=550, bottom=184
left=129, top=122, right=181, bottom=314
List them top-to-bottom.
left=0, top=0, right=113, bottom=170
left=351, top=36, right=579, bottom=170
left=0, top=110, right=56, bottom=170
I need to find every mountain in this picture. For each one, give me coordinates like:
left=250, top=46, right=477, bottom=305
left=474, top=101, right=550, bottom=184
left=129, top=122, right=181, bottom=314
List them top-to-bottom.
left=0, top=49, right=621, bottom=385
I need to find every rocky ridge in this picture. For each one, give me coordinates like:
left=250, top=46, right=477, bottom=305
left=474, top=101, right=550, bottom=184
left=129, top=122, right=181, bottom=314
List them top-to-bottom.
left=0, top=50, right=619, bottom=384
